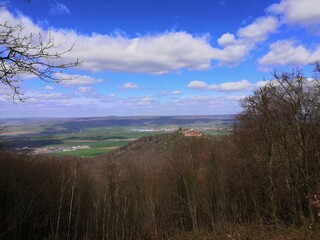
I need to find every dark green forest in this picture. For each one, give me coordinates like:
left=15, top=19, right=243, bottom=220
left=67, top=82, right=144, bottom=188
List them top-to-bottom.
left=1, top=66, right=320, bottom=239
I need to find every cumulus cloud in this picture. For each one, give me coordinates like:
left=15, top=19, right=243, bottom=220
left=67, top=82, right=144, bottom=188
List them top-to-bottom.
left=267, top=0, right=320, bottom=27
left=49, top=1, right=70, bottom=15
left=0, top=7, right=215, bottom=74
left=0, top=8, right=281, bottom=74
left=212, top=16, right=279, bottom=66
left=237, top=16, right=279, bottom=42
left=65, top=32, right=215, bottom=74
left=217, top=33, right=236, bottom=47
left=258, top=40, right=320, bottom=67
left=211, top=44, right=253, bottom=66
left=54, top=73, right=102, bottom=86
left=188, top=80, right=256, bottom=91
left=214, top=80, right=253, bottom=91
left=187, top=81, right=209, bottom=90
left=122, top=82, right=139, bottom=89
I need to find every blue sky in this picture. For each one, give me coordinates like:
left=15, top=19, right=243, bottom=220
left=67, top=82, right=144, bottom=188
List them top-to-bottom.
left=1, top=0, right=320, bottom=117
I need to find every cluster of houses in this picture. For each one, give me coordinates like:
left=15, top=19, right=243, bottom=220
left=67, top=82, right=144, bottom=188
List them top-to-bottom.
left=179, top=127, right=203, bottom=137
left=33, top=145, right=90, bottom=154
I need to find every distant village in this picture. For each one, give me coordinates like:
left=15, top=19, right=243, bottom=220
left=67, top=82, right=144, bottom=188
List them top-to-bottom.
left=130, top=126, right=229, bottom=134
left=129, top=127, right=203, bottom=136
left=15, top=145, right=90, bottom=154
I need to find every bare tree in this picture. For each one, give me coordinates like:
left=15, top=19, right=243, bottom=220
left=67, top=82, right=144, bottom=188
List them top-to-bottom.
left=0, top=19, right=80, bottom=101
left=235, top=65, right=320, bottom=224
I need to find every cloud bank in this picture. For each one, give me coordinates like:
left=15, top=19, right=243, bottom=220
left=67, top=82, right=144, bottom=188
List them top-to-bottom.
left=2, top=0, right=320, bottom=78
left=0, top=8, right=280, bottom=75
left=259, top=40, right=320, bottom=67
left=188, top=79, right=265, bottom=91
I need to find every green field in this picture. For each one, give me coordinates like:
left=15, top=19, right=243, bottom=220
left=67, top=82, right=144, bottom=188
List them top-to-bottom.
left=2, top=116, right=234, bottom=157
left=56, top=128, right=158, bottom=141
left=50, top=130, right=156, bottom=157
left=203, top=130, right=230, bottom=136
left=53, top=139, right=132, bottom=157
left=60, top=140, right=131, bottom=148
left=55, top=148, right=111, bottom=157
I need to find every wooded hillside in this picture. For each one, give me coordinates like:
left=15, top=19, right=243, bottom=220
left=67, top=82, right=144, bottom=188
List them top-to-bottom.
left=0, top=66, right=320, bottom=239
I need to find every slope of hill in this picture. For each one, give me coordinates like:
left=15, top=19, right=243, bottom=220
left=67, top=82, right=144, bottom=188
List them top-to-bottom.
left=84, top=130, right=216, bottom=174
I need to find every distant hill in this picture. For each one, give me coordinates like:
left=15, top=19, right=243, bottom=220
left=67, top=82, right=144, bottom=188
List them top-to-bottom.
left=1, top=115, right=235, bottom=131
left=86, top=130, right=216, bottom=174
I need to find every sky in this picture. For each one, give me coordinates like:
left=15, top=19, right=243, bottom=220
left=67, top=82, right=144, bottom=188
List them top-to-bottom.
left=0, top=0, right=320, bottom=117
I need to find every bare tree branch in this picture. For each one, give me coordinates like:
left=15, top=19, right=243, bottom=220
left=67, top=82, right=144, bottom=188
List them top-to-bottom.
left=0, top=21, right=81, bottom=101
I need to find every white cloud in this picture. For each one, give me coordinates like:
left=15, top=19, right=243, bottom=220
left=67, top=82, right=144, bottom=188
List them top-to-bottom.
left=267, top=0, right=320, bottom=27
left=49, top=1, right=70, bottom=15
left=0, top=7, right=215, bottom=74
left=0, top=8, right=281, bottom=74
left=212, top=16, right=279, bottom=66
left=237, top=16, right=279, bottom=42
left=65, top=31, right=214, bottom=74
left=217, top=33, right=236, bottom=47
left=258, top=40, right=320, bottom=67
left=211, top=44, right=253, bottom=66
left=16, top=73, right=36, bottom=80
left=54, top=73, right=102, bottom=86
left=188, top=80, right=255, bottom=91
left=214, top=80, right=252, bottom=91
left=256, top=80, right=269, bottom=87
left=187, top=81, right=208, bottom=90
left=122, top=82, right=139, bottom=89
left=0, top=85, right=12, bottom=102
left=44, top=86, right=54, bottom=90
left=78, top=87, right=92, bottom=93
left=1, top=88, right=245, bottom=116
left=160, top=90, right=182, bottom=95
left=22, top=91, right=103, bottom=107
left=28, top=93, right=69, bottom=102
left=119, top=95, right=155, bottom=108
left=140, top=95, right=154, bottom=103
left=226, top=95, right=246, bottom=101
left=60, top=97, right=101, bottom=107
